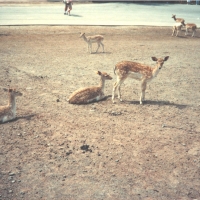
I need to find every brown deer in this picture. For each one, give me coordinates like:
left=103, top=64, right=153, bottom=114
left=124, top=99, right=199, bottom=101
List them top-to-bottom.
left=172, top=14, right=185, bottom=26
left=185, top=23, right=197, bottom=37
left=80, top=33, right=104, bottom=53
left=112, top=56, right=169, bottom=104
left=68, top=71, right=112, bottom=104
left=0, top=88, right=23, bottom=123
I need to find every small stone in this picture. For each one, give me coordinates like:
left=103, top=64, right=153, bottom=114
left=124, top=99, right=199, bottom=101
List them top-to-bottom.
left=26, top=87, right=32, bottom=90
left=9, top=172, right=15, bottom=176
left=11, top=180, right=16, bottom=183
left=8, top=190, right=13, bottom=193
left=20, top=191, right=25, bottom=195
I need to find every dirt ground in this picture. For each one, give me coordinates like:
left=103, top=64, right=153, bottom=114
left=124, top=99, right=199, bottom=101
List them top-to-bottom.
left=0, top=25, right=200, bottom=200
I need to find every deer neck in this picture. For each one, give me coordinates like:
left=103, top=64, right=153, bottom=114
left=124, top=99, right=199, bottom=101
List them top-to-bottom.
left=82, top=35, right=88, bottom=42
left=152, top=64, right=161, bottom=78
left=99, top=77, right=105, bottom=91
left=8, top=93, right=16, bottom=111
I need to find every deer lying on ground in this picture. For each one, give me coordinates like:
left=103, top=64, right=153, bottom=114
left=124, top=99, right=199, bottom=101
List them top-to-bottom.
left=172, top=14, right=185, bottom=26
left=172, top=22, right=183, bottom=37
left=185, top=23, right=197, bottom=37
left=79, top=33, right=104, bottom=54
left=112, top=56, right=169, bottom=104
left=68, top=71, right=112, bottom=104
left=0, top=88, right=23, bottom=123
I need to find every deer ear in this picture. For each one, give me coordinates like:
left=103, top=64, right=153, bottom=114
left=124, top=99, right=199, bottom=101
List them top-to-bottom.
left=164, top=56, right=169, bottom=61
left=151, top=57, right=158, bottom=61
left=96, top=71, right=102, bottom=75
left=3, top=88, right=8, bottom=92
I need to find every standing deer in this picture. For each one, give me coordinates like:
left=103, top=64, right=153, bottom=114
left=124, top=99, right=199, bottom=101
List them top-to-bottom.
left=172, top=14, right=185, bottom=26
left=172, top=22, right=184, bottom=37
left=185, top=23, right=197, bottom=37
left=79, top=33, right=104, bottom=54
left=112, top=56, right=169, bottom=104
left=68, top=71, right=112, bottom=104
left=0, top=88, right=23, bottom=123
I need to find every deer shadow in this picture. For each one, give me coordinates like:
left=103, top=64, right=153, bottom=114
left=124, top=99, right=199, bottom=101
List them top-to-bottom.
left=0, top=34, right=10, bottom=37
left=91, top=51, right=112, bottom=55
left=124, top=100, right=188, bottom=109
left=0, top=114, right=35, bottom=124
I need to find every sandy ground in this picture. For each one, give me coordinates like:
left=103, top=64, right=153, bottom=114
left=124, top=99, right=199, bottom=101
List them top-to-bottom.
left=0, top=26, right=200, bottom=200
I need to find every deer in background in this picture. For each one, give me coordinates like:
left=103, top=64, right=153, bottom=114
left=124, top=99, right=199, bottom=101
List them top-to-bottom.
left=172, top=14, right=185, bottom=26
left=172, top=22, right=183, bottom=37
left=185, top=23, right=197, bottom=37
left=80, top=33, right=104, bottom=54
left=112, top=56, right=169, bottom=104
left=68, top=71, right=112, bottom=104
left=0, top=88, right=23, bottom=123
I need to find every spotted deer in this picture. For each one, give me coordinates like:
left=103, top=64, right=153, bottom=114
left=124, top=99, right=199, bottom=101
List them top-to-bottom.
left=80, top=33, right=104, bottom=54
left=112, top=56, right=169, bottom=104
left=68, top=71, right=112, bottom=104
left=0, top=88, right=23, bottom=123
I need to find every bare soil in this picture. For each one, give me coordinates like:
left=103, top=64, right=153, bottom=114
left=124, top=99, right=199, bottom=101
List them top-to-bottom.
left=0, top=26, right=200, bottom=200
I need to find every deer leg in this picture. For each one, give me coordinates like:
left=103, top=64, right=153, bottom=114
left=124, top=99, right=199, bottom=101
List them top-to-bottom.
left=172, top=27, right=175, bottom=36
left=185, top=28, right=188, bottom=36
left=176, top=29, right=179, bottom=37
left=192, top=29, right=195, bottom=37
left=100, top=42, right=104, bottom=52
left=87, top=43, right=90, bottom=52
left=89, top=43, right=93, bottom=53
left=96, top=43, right=100, bottom=53
left=112, top=79, right=122, bottom=103
left=117, top=79, right=126, bottom=102
left=140, top=80, right=147, bottom=104
left=112, top=82, right=118, bottom=103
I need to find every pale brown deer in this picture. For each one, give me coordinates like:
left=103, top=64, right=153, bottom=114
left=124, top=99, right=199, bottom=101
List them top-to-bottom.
left=172, top=14, right=185, bottom=25
left=185, top=23, right=197, bottom=37
left=80, top=33, right=104, bottom=53
left=112, top=56, right=169, bottom=104
left=0, top=88, right=23, bottom=123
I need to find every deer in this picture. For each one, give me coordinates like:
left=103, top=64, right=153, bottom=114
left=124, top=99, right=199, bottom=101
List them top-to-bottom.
left=172, top=14, right=185, bottom=26
left=172, top=22, right=184, bottom=37
left=185, top=23, right=197, bottom=37
left=79, top=33, right=104, bottom=54
left=112, top=56, right=169, bottom=104
left=68, top=71, right=112, bottom=104
left=0, top=88, right=23, bottom=123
